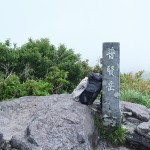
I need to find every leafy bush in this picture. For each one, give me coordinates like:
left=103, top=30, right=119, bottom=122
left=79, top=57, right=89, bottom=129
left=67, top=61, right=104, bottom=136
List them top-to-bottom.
left=0, top=38, right=88, bottom=94
left=45, top=67, right=69, bottom=94
left=0, top=74, right=21, bottom=100
left=0, top=74, right=54, bottom=101
left=23, top=80, right=52, bottom=96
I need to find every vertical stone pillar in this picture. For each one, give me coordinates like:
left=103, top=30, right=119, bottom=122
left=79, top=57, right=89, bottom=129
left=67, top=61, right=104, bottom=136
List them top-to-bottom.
left=102, top=42, right=121, bottom=128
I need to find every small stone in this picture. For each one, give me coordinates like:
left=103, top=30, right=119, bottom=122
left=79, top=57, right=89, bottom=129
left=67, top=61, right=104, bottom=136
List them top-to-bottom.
left=122, top=111, right=132, bottom=116
left=136, top=121, right=150, bottom=139
left=77, top=133, right=85, bottom=144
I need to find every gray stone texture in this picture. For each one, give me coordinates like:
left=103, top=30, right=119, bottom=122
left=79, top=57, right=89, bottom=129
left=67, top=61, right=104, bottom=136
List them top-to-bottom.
left=102, top=42, right=121, bottom=128
left=0, top=94, right=98, bottom=150
left=0, top=95, right=150, bottom=150
left=121, top=101, right=150, bottom=150
left=121, top=101, right=150, bottom=122
left=136, top=121, right=150, bottom=139
left=97, top=140, right=130, bottom=150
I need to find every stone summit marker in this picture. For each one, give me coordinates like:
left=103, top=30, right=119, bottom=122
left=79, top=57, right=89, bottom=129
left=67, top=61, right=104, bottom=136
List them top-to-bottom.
left=102, top=42, right=121, bottom=128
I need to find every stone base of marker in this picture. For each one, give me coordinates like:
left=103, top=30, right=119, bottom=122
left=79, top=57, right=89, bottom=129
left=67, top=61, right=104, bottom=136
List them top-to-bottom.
left=102, top=42, right=122, bottom=130
left=102, top=114, right=122, bottom=132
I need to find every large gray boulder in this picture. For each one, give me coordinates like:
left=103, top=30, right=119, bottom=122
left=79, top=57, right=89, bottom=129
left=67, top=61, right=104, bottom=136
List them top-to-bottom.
left=0, top=94, right=98, bottom=150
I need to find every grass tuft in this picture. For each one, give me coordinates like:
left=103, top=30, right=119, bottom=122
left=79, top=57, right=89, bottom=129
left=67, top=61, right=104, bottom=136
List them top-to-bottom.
left=121, top=71, right=150, bottom=108
left=94, top=112, right=127, bottom=146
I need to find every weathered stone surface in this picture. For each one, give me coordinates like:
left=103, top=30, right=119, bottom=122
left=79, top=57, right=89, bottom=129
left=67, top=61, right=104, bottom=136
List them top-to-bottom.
left=102, top=42, right=121, bottom=128
left=0, top=94, right=98, bottom=150
left=0, top=95, right=150, bottom=150
left=95, top=101, right=150, bottom=149
left=121, top=101, right=150, bottom=121
left=121, top=101, right=150, bottom=149
left=122, top=117, right=142, bottom=136
left=136, top=121, right=150, bottom=139
left=125, top=131, right=150, bottom=150
left=97, top=140, right=130, bottom=150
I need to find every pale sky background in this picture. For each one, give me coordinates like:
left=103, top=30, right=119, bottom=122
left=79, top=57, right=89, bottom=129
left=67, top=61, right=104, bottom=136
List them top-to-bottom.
left=0, top=0, right=150, bottom=73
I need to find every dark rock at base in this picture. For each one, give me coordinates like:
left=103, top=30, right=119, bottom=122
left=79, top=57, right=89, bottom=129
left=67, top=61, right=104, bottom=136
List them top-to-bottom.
left=126, top=131, right=150, bottom=150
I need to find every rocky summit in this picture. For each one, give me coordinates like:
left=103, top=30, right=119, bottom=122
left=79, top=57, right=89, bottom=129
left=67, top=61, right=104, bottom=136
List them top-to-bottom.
left=0, top=94, right=150, bottom=150
left=0, top=94, right=98, bottom=150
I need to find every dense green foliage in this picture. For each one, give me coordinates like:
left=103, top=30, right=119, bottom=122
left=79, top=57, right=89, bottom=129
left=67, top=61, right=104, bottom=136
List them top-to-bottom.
left=0, top=38, right=150, bottom=109
left=0, top=39, right=99, bottom=101
left=121, top=71, right=150, bottom=108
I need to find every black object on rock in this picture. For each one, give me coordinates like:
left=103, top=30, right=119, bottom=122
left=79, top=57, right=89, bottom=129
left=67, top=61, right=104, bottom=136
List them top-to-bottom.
left=79, top=73, right=102, bottom=105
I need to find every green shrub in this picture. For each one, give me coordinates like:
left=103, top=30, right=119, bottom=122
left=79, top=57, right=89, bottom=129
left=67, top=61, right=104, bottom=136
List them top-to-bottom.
left=45, top=67, right=69, bottom=94
left=0, top=73, right=4, bottom=82
left=0, top=74, right=21, bottom=101
left=0, top=76, right=53, bottom=101
left=23, top=80, right=53, bottom=96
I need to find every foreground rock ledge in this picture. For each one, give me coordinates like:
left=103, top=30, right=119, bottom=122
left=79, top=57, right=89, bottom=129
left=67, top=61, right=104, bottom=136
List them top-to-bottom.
left=0, top=94, right=99, bottom=150
left=0, top=94, right=150, bottom=150
left=121, top=101, right=150, bottom=150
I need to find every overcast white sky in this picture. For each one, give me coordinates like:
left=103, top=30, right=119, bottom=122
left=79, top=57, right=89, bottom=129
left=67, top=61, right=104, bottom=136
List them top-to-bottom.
left=0, top=0, right=150, bottom=73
